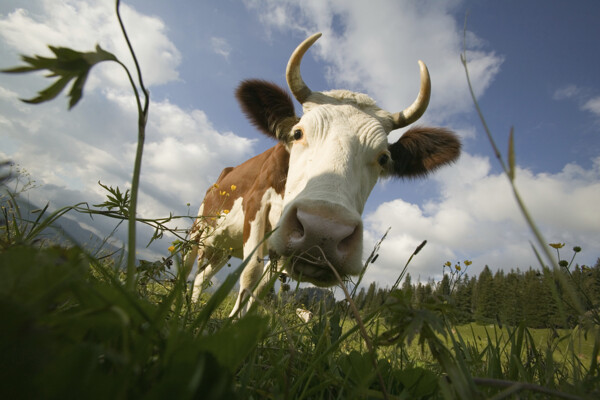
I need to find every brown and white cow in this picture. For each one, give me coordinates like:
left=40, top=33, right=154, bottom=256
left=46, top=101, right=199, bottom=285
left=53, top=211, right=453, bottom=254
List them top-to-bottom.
left=183, top=33, right=460, bottom=316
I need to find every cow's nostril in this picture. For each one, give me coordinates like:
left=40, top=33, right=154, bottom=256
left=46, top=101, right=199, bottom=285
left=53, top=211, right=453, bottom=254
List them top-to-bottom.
left=288, top=208, right=305, bottom=241
left=290, top=208, right=360, bottom=263
left=337, top=225, right=359, bottom=256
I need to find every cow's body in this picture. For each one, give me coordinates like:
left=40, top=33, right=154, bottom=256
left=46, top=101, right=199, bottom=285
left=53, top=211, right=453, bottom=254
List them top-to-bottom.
left=184, top=33, right=461, bottom=316
left=185, top=143, right=289, bottom=312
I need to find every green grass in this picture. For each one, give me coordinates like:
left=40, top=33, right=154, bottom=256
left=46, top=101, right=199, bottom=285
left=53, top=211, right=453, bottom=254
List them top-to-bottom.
left=1, top=3, right=599, bottom=397
left=455, top=323, right=598, bottom=366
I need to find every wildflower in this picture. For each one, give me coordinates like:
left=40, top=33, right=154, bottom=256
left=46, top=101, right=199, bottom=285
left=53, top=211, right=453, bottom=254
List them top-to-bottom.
left=212, top=183, right=219, bottom=189
left=231, top=184, right=237, bottom=191
left=220, top=190, right=227, bottom=196
left=222, top=209, right=230, bottom=215
left=549, top=243, right=565, bottom=249
left=168, top=245, right=175, bottom=253
left=573, top=246, right=582, bottom=253
left=464, top=260, right=472, bottom=266
left=559, top=260, right=569, bottom=268
left=444, top=261, right=451, bottom=267
left=455, top=265, right=461, bottom=271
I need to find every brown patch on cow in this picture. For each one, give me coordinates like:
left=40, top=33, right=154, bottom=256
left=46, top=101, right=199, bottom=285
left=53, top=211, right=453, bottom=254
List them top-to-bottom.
left=236, top=80, right=299, bottom=141
left=388, top=126, right=461, bottom=178
left=199, top=142, right=290, bottom=244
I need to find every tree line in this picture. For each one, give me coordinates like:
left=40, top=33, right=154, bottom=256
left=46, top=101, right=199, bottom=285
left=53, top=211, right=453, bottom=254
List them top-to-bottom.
left=353, top=257, right=600, bottom=329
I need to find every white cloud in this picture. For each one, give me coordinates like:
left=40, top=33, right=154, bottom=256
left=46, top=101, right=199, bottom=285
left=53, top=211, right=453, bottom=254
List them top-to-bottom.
left=243, top=0, right=503, bottom=124
left=0, top=1, right=255, bottom=254
left=210, top=37, right=232, bottom=60
left=553, top=84, right=581, bottom=100
left=553, top=85, right=600, bottom=119
left=583, top=97, right=600, bottom=117
left=363, top=153, right=600, bottom=285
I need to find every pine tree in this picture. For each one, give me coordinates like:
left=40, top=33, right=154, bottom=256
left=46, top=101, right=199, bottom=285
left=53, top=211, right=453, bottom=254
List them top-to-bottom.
left=474, top=265, right=496, bottom=323
left=499, top=270, right=523, bottom=326
left=401, top=273, right=413, bottom=304
left=437, top=274, right=451, bottom=298
left=453, top=275, right=475, bottom=324
left=415, top=281, right=433, bottom=306
left=364, top=282, right=378, bottom=312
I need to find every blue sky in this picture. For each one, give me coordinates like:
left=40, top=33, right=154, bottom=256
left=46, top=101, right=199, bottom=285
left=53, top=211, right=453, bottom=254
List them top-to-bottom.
left=1, top=0, right=599, bottom=286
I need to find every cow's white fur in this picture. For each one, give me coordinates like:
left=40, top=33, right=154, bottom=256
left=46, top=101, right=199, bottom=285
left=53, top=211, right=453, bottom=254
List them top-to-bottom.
left=270, top=92, right=395, bottom=281
left=189, top=187, right=283, bottom=316
left=189, top=197, right=244, bottom=302
left=296, top=308, right=313, bottom=323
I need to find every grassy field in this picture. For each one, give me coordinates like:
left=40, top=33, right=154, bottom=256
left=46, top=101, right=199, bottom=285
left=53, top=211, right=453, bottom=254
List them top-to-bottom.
left=2, top=2, right=598, bottom=396
left=454, top=323, right=598, bottom=365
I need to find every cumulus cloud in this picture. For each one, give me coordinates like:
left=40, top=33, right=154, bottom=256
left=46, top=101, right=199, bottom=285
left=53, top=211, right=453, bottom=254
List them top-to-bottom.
left=240, top=0, right=599, bottom=285
left=243, top=0, right=503, bottom=124
left=0, top=1, right=255, bottom=256
left=210, top=37, right=232, bottom=60
left=553, top=84, right=581, bottom=100
left=553, top=84, right=600, bottom=119
left=583, top=97, right=600, bottom=118
left=363, top=153, right=600, bottom=284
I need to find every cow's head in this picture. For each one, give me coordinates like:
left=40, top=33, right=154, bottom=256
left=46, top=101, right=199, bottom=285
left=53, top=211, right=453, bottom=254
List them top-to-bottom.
left=236, top=33, right=460, bottom=286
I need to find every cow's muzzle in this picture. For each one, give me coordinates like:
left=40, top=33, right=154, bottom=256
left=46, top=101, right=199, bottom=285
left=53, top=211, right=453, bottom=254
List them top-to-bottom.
left=272, top=202, right=363, bottom=285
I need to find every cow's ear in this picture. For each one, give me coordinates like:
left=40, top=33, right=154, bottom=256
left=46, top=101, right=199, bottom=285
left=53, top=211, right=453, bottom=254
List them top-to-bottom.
left=236, top=79, right=299, bottom=141
left=388, top=126, right=461, bottom=178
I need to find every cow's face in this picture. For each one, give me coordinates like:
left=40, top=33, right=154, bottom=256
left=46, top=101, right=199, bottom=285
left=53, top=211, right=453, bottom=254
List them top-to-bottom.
left=236, top=33, right=460, bottom=286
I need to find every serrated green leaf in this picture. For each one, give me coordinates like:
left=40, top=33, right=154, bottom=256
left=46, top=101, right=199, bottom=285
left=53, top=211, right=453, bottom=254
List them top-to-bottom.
left=2, top=44, right=119, bottom=109
left=1, top=65, right=39, bottom=74
left=68, top=71, right=90, bottom=109
left=22, top=75, right=72, bottom=104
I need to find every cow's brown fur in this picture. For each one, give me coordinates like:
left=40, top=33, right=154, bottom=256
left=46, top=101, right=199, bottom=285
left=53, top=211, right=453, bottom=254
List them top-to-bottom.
left=236, top=80, right=299, bottom=141
left=388, top=126, right=461, bottom=178
left=198, top=142, right=289, bottom=244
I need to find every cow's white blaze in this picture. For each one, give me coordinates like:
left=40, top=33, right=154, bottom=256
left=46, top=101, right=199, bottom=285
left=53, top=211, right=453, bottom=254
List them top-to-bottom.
left=270, top=92, right=395, bottom=283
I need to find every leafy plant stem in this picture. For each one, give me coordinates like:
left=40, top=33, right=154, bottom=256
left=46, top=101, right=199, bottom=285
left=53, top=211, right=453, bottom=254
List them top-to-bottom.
left=116, top=0, right=150, bottom=290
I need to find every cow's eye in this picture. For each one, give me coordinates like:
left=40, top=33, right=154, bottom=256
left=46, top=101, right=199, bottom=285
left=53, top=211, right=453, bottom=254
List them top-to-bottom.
left=293, top=129, right=303, bottom=141
left=377, top=153, right=390, bottom=167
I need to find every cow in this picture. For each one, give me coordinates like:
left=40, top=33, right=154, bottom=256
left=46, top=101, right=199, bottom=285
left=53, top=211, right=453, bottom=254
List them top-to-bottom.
left=183, top=33, right=460, bottom=317
left=296, top=308, right=314, bottom=323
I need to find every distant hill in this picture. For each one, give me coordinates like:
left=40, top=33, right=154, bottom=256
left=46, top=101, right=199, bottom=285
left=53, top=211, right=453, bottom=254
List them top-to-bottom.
left=0, top=192, right=125, bottom=259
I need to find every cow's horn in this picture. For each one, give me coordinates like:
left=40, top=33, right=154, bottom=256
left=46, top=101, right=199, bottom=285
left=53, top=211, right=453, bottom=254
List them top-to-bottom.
left=286, top=32, right=321, bottom=103
left=391, top=60, right=431, bottom=129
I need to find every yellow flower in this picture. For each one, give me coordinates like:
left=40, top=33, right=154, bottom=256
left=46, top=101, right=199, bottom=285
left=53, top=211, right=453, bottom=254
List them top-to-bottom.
left=212, top=183, right=219, bottom=189
left=230, top=184, right=237, bottom=191
left=220, top=190, right=227, bottom=196
left=222, top=209, right=230, bottom=214
left=549, top=243, right=565, bottom=249
left=168, top=245, right=175, bottom=253
left=464, top=260, right=472, bottom=266
left=444, top=261, right=451, bottom=267
left=455, top=265, right=461, bottom=271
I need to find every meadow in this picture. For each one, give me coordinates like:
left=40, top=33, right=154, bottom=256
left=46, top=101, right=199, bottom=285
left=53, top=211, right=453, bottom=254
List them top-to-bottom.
left=1, top=2, right=599, bottom=398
